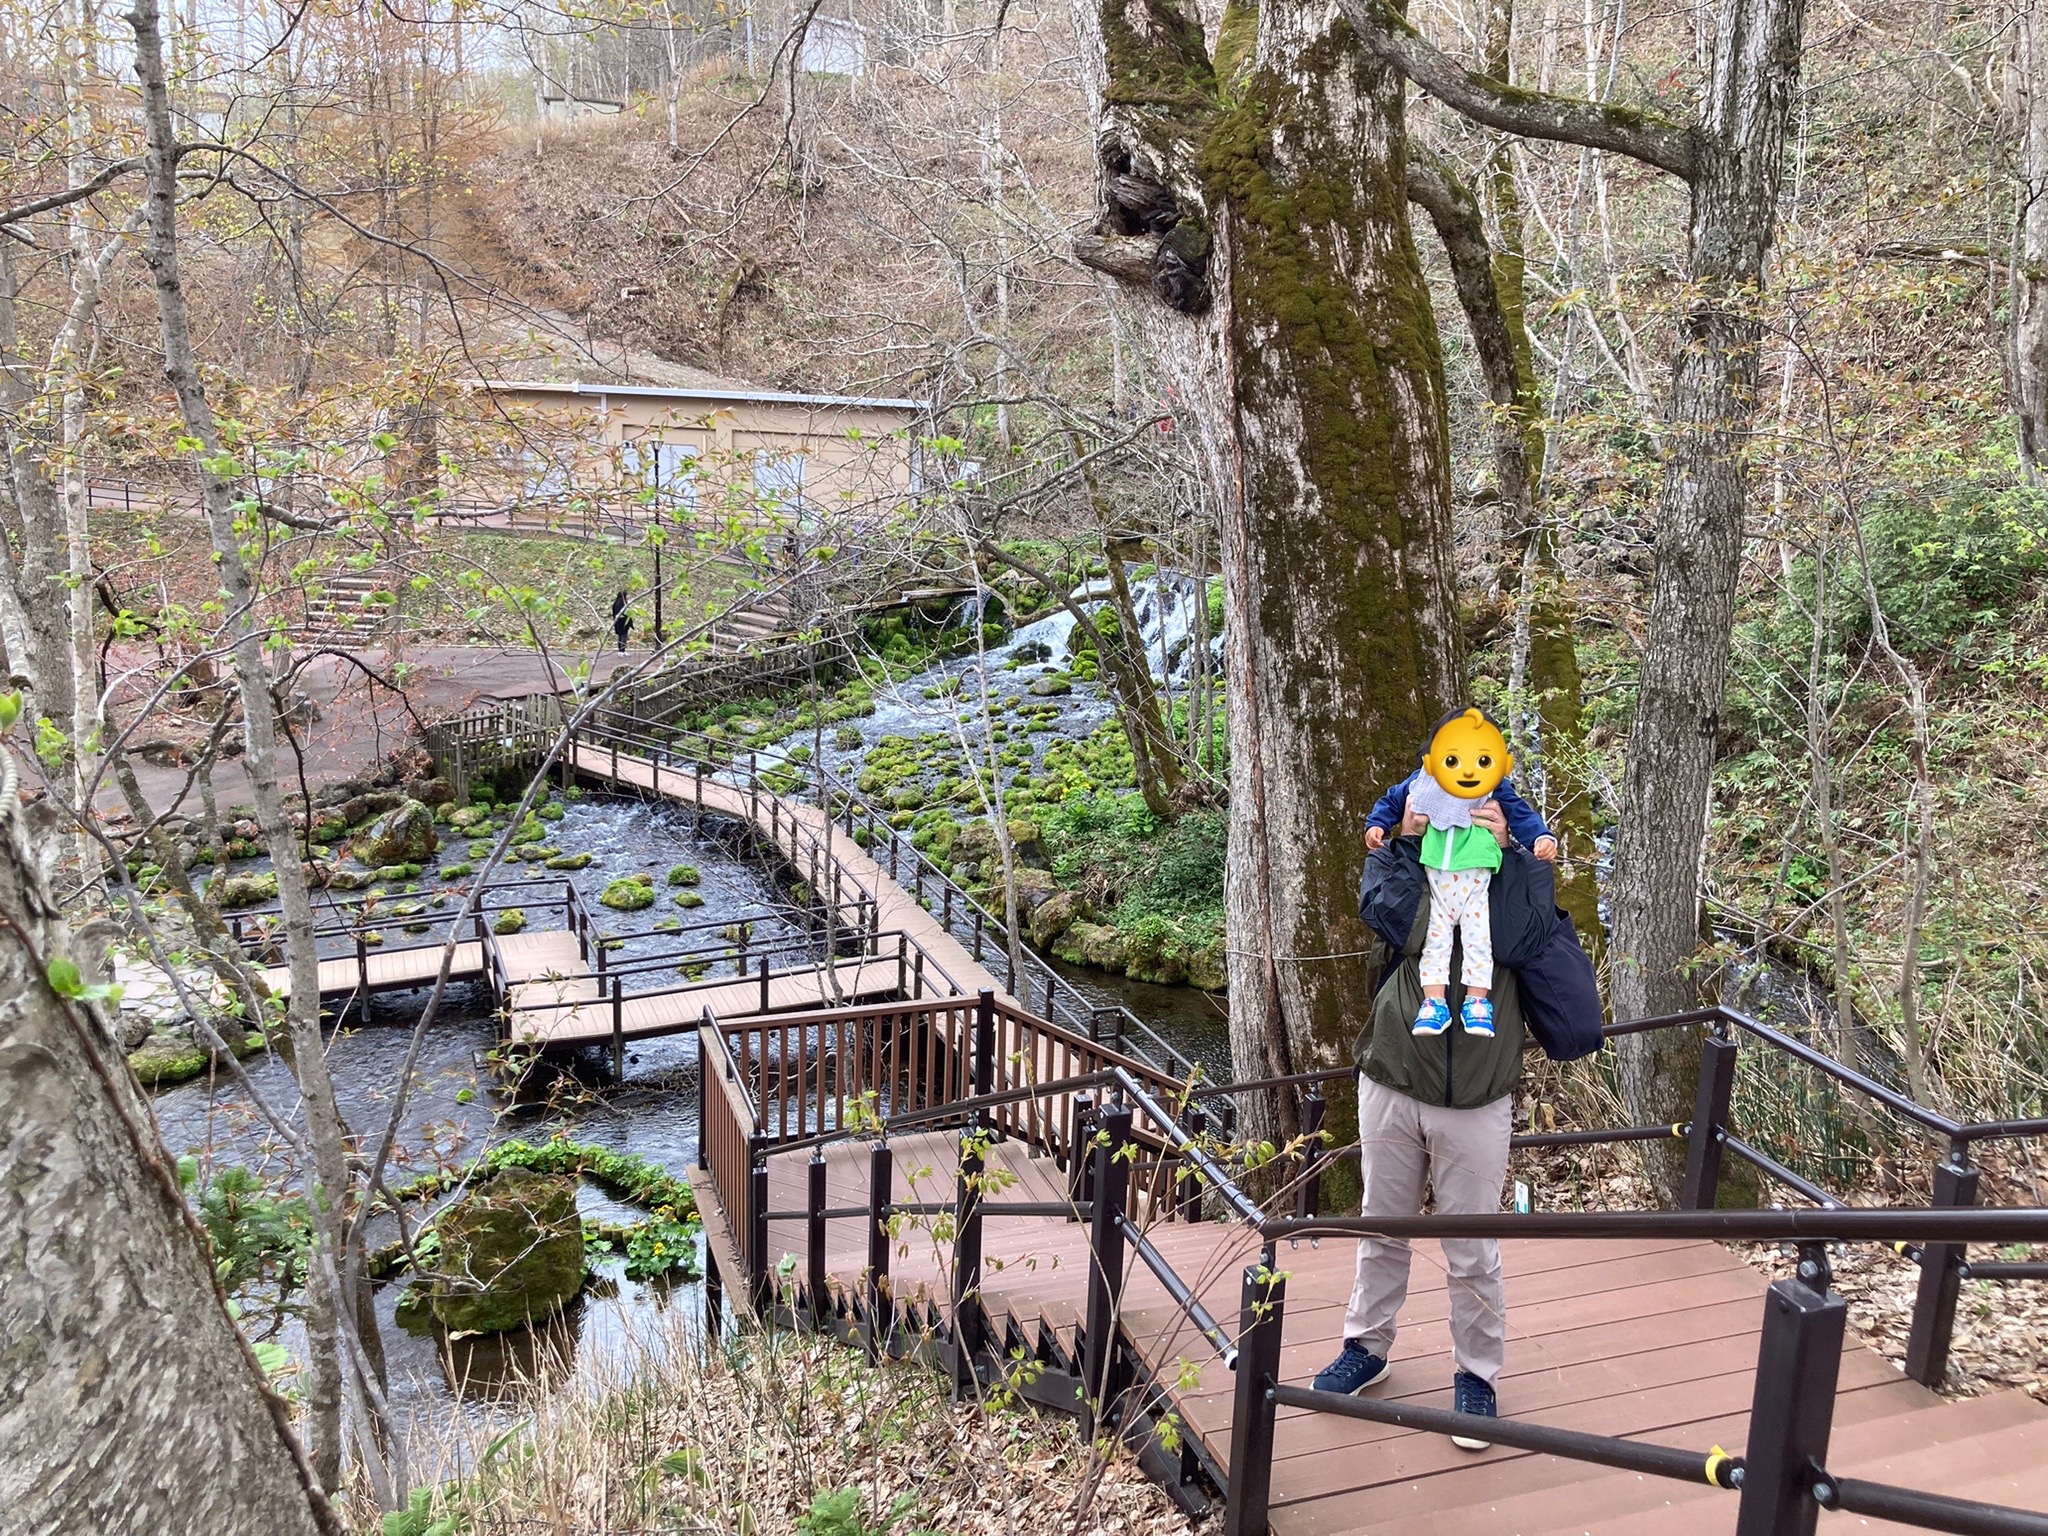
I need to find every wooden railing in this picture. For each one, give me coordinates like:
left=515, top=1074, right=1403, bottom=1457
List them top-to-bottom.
left=696, top=1014, right=762, bottom=1273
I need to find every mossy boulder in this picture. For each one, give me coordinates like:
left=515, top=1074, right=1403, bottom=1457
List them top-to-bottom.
left=1027, top=672, right=1073, bottom=697
left=356, top=799, right=439, bottom=867
left=448, top=805, right=492, bottom=832
left=545, top=852, right=593, bottom=871
left=666, top=864, right=700, bottom=887
left=1007, top=866, right=1058, bottom=916
left=209, top=871, right=277, bottom=909
left=599, top=875, right=656, bottom=911
left=1029, top=890, right=1088, bottom=948
left=674, top=891, right=706, bottom=910
left=492, top=908, right=527, bottom=936
left=1051, top=920, right=1131, bottom=974
left=1186, top=944, right=1228, bottom=993
left=128, top=1026, right=267, bottom=1088
left=422, top=1168, right=584, bottom=1334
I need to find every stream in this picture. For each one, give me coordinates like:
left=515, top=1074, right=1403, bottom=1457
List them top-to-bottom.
left=147, top=573, right=1229, bottom=1443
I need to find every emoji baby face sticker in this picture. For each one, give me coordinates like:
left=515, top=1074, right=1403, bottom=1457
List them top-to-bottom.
left=1424, top=709, right=1512, bottom=801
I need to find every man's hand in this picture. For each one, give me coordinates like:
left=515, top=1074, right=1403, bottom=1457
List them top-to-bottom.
left=1472, top=800, right=1510, bottom=847
left=1400, top=803, right=1429, bottom=838
left=1366, top=825, right=1387, bottom=850
left=1533, top=835, right=1558, bottom=862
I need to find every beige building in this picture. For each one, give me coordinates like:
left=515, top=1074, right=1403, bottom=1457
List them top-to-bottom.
left=452, top=377, right=930, bottom=532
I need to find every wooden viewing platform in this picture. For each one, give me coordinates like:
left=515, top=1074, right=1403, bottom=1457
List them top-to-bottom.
left=714, top=1131, right=2048, bottom=1536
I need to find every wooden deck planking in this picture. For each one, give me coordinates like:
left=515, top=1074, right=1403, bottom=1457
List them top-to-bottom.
left=567, top=743, right=1012, bottom=1004
left=259, top=940, right=485, bottom=999
left=508, top=957, right=908, bottom=1047
left=718, top=1130, right=2048, bottom=1536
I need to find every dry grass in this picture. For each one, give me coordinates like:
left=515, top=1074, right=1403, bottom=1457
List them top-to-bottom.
left=353, top=1308, right=1192, bottom=1536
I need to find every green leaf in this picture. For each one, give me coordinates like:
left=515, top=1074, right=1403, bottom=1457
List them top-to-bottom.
left=45, top=957, right=84, bottom=997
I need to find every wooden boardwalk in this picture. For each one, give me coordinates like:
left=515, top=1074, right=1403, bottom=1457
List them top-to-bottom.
left=566, top=740, right=1009, bottom=1003
left=504, top=956, right=907, bottom=1047
left=698, top=1132, right=2048, bottom=1536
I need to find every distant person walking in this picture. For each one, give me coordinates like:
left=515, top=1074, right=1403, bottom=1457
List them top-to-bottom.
left=611, top=589, right=632, bottom=654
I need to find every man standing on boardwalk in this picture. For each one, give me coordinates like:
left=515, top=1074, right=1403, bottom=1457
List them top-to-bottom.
left=1311, top=797, right=1533, bottom=1450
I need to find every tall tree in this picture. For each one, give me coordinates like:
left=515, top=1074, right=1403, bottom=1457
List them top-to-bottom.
left=127, top=0, right=364, bottom=1484
left=1071, top=0, right=1464, bottom=1146
left=1348, top=0, right=1809, bottom=1191
left=2011, top=0, right=2048, bottom=479
left=0, top=787, right=335, bottom=1536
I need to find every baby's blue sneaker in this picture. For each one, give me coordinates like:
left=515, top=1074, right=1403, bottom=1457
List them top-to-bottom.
left=1461, top=996, right=1496, bottom=1037
left=1413, top=997, right=1452, bottom=1036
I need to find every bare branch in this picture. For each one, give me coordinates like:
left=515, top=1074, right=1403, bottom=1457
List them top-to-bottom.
left=1338, top=0, right=1698, bottom=180
left=0, top=157, right=146, bottom=228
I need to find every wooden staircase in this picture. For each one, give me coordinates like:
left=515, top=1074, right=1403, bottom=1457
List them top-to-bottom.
left=300, top=570, right=392, bottom=642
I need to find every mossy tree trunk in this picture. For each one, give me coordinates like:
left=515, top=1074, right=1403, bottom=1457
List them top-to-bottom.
left=1073, top=0, right=1464, bottom=1155
left=1348, top=0, right=1809, bottom=1197
left=1403, top=146, right=1602, bottom=970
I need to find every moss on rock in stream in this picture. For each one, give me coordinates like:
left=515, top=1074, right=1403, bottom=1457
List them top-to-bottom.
left=600, top=874, right=656, bottom=910
left=416, top=1167, right=585, bottom=1334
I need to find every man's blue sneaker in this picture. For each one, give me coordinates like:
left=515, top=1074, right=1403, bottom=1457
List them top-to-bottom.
left=1412, top=996, right=1452, bottom=1036
left=1461, top=996, right=1496, bottom=1038
left=1313, top=1338, right=1392, bottom=1395
left=1451, top=1369, right=1496, bottom=1450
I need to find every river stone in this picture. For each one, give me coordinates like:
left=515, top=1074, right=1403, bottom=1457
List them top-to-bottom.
left=1026, top=673, right=1072, bottom=697
left=356, top=799, right=439, bottom=866
left=449, top=804, right=491, bottom=832
left=545, top=852, right=592, bottom=870
left=325, top=866, right=373, bottom=891
left=1007, top=867, right=1057, bottom=916
left=210, top=871, right=277, bottom=909
left=600, top=876, right=656, bottom=911
left=1029, top=890, right=1087, bottom=948
left=492, top=908, right=527, bottom=935
left=1052, top=919, right=1130, bottom=974
left=1186, top=945, right=1227, bottom=993
left=425, top=1168, right=584, bottom=1334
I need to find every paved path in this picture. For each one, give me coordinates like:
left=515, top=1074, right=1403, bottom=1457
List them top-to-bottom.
left=105, top=644, right=658, bottom=819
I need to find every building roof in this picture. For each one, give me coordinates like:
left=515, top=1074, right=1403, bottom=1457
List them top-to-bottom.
left=468, top=378, right=928, bottom=414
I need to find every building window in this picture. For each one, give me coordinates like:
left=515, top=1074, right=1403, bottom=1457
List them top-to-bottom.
left=629, top=438, right=699, bottom=511
left=753, top=451, right=807, bottom=511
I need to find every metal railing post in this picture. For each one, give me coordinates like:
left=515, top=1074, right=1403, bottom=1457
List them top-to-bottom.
left=356, top=931, right=370, bottom=1020
left=760, top=954, right=771, bottom=1014
left=611, top=975, right=625, bottom=1078
left=972, top=989, right=997, bottom=1100
left=1681, top=1028, right=1740, bottom=1209
left=1296, top=1090, right=1327, bottom=1219
left=1069, top=1092, right=1097, bottom=1212
left=1081, top=1105, right=1133, bottom=1441
left=1179, top=1105, right=1209, bottom=1222
left=952, top=1122, right=986, bottom=1392
left=747, top=1134, right=771, bottom=1314
left=865, top=1139, right=893, bottom=1360
left=1904, top=1149, right=1979, bottom=1386
left=807, top=1150, right=829, bottom=1329
left=1734, top=1247, right=1845, bottom=1536
left=1222, top=1261, right=1287, bottom=1536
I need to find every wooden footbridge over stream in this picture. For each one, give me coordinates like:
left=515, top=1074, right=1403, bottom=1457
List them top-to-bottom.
left=260, top=691, right=2048, bottom=1533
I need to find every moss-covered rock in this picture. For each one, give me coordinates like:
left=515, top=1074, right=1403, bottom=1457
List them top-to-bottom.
left=357, top=799, right=440, bottom=866
left=448, top=804, right=492, bottom=832
left=545, top=852, right=592, bottom=870
left=666, top=864, right=700, bottom=887
left=209, top=871, right=277, bottom=909
left=600, top=875, right=656, bottom=911
left=1029, top=889, right=1088, bottom=948
left=674, top=890, right=706, bottom=910
left=492, top=907, right=527, bottom=935
left=1051, top=919, right=1131, bottom=974
left=1186, top=944, right=1228, bottom=993
left=423, top=1168, right=584, bottom=1334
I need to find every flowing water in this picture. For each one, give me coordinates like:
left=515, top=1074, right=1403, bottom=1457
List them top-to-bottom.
left=151, top=572, right=1230, bottom=1437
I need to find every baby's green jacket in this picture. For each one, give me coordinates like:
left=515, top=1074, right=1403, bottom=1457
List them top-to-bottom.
left=1420, top=821, right=1505, bottom=873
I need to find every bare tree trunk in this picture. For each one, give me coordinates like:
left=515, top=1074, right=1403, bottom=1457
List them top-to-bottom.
left=126, top=0, right=361, bottom=1487
left=1074, top=0, right=1464, bottom=1157
left=1606, top=0, right=1808, bottom=1194
left=2012, top=0, right=2048, bottom=479
left=1404, top=141, right=1603, bottom=966
left=0, top=252, right=80, bottom=737
left=0, top=794, right=335, bottom=1536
